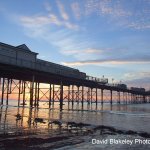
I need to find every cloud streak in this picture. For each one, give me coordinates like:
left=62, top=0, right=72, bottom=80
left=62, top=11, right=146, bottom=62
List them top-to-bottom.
left=18, top=0, right=79, bottom=31
left=57, top=0, right=69, bottom=20
left=44, top=1, right=51, bottom=12
left=71, top=2, right=81, bottom=20
left=19, top=13, right=78, bottom=31
left=61, top=48, right=102, bottom=55
left=62, top=56, right=150, bottom=66
left=124, top=71, right=150, bottom=80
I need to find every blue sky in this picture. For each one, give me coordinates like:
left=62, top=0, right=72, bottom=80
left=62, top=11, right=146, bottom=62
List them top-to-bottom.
left=0, top=0, right=150, bottom=88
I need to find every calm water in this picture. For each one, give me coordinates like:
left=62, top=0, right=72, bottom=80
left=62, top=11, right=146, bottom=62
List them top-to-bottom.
left=0, top=99, right=150, bottom=135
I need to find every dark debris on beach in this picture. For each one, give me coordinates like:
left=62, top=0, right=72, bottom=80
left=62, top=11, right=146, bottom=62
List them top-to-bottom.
left=0, top=121, right=150, bottom=150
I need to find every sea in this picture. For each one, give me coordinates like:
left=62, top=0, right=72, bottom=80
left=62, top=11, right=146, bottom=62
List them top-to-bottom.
left=0, top=99, right=150, bottom=150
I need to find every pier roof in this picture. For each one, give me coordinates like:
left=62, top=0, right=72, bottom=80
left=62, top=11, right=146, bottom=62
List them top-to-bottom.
left=0, top=42, right=38, bottom=55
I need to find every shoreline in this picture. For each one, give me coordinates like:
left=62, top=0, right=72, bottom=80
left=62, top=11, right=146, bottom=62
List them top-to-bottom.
left=0, top=122, right=150, bottom=150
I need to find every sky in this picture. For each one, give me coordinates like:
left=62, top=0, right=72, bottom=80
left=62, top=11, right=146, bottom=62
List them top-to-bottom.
left=0, top=0, right=150, bottom=89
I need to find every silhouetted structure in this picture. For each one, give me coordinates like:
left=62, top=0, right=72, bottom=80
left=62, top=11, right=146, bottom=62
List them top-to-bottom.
left=0, top=42, right=150, bottom=110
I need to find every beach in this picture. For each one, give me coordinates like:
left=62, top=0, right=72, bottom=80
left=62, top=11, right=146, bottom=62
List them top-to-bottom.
left=0, top=100, right=150, bottom=149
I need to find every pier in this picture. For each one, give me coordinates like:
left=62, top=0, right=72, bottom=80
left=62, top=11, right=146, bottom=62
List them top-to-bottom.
left=0, top=42, right=150, bottom=110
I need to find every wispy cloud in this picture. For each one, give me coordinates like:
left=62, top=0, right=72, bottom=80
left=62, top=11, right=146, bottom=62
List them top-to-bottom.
left=18, top=0, right=79, bottom=31
left=57, top=0, right=69, bottom=20
left=83, top=0, right=150, bottom=30
left=85, top=0, right=131, bottom=17
left=44, top=1, right=51, bottom=12
left=71, top=2, right=81, bottom=20
left=19, top=13, right=78, bottom=30
left=49, top=14, right=62, bottom=26
left=18, top=16, right=82, bottom=56
left=20, top=16, right=52, bottom=27
left=63, top=21, right=78, bottom=30
left=125, top=22, right=150, bottom=30
left=61, top=44, right=150, bottom=65
left=61, top=48, right=102, bottom=55
left=62, top=56, right=150, bottom=66
left=124, top=71, right=150, bottom=80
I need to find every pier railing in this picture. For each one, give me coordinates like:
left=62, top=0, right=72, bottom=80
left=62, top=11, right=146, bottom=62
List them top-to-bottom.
left=0, top=53, right=35, bottom=69
left=0, top=53, right=149, bottom=95
left=0, top=54, right=64, bottom=75
left=0, top=54, right=150, bottom=109
left=86, top=75, right=108, bottom=84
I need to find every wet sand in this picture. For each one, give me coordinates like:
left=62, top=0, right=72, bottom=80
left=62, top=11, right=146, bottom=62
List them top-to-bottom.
left=1, top=101, right=150, bottom=149
left=0, top=122, right=150, bottom=150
